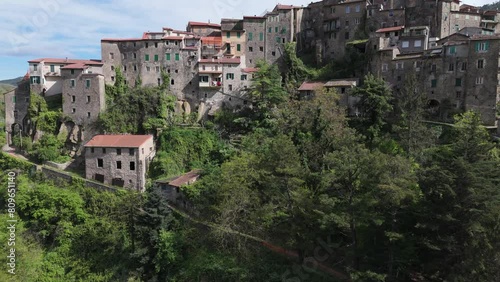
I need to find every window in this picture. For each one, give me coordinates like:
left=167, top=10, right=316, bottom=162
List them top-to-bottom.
left=355, top=5, right=360, bottom=12
left=346, top=6, right=350, bottom=13
left=331, top=7, right=336, bottom=13
left=355, top=18, right=360, bottom=24
left=345, top=20, right=349, bottom=27
left=268, top=27, right=272, bottom=33
left=275, top=27, right=279, bottom=33
left=237, top=31, right=241, bottom=38
left=226, top=32, right=230, bottom=38
left=248, top=32, right=253, bottom=41
left=260, top=32, right=264, bottom=41
left=276, top=36, right=280, bottom=43
left=414, top=40, right=422, bottom=47
left=402, top=41, right=409, bottom=48
left=476, top=41, right=488, bottom=52
left=145, top=42, right=149, bottom=48
left=155, top=42, right=158, bottom=48
left=237, top=44, right=241, bottom=51
left=249, top=46, right=253, bottom=52
left=260, top=46, right=264, bottom=52
left=449, top=46, right=456, bottom=54
left=272, top=51, right=276, bottom=56
left=109, top=53, right=114, bottom=59
left=133, top=53, right=137, bottom=59
left=166, top=53, right=171, bottom=60
left=175, top=53, right=180, bottom=61
left=145, top=54, right=150, bottom=61
left=154, top=54, right=159, bottom=61
left=477, top=59, right=484, bottom=69
left=396, top=62, right=404, bottom=69
left=461, top=62, right=467, bottom=71
left=382, top=63, right=388, bottom=72
left=448, top=63, right=454, bottom=72
left=33, top=64, right=38, bottom=71
left=431, top=64, right=436, bottom=72
left=50, top=65, right=55, bottom=72
left=134, top=65, right=137, bottom=72
left=123, top=66, right=127, bottom=72
left=156, top=66, right=160, bottom=72
left=71, top=69, right=75, bottom=75
left=226, top=73, right=234, bottom=80
left=241, top=74, right=247, bottom=80
left=111, top=76, right=115, bottom=82
left=476, top=76, right=483, bottom=84
left=455, top=78, right=462, bottom=87
left=70, top=79, right=75, bottom=88
left=85, top=79, right=91, bottom=88
left=171, top=79, right=175, bottom=85
left=431, top=79, right=437, bottom=88
left=228, top=84, right=233, bottom=91
left=456, top=91, right=462, bottom=98
left=71, top=96, right=76, bottom=103
left=87, top=96, right=91, bottom=103
left=87, top=112, right=91, bottom=118
left=91, top=147, right=94, bottom=153
left=102, top=148, right=106, bottom=154
left=117, top=148, right=121, bottom=155
left=129, top=148, right=135, bottom=156
left=142, top=148, right=144, bottom=154
left=97, top=159, right=103, bottom=168
left=117, top=161, right=122, bottom=169
left=130, top=162, right=135, bottom=171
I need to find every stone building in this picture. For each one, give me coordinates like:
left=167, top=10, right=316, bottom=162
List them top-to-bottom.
left=243, top=16, right=267, bottom=67
left=186, top=21, right=221, bottom=37
left=100, top=29, right=200, bottom=102
left=370, top=34, right=500, bottom=128
left=27, top=58, right=104, bottom=97
left=61, top=62, right=105, bottom=125
left=84, top=135, right=155, bottom=192
left=155, top=169, right=201, bottom=208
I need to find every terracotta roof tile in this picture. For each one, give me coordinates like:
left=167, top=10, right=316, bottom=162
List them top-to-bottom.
left=188, top=21, right=221, bottom=28
left=376, top=26, right=404, bottom=33
left=199, top=57, right=240, bottom=64
left=298, top=81, right=325, bottom=91
left=85, top=135, right=153, bottom=148
left=168, top=170, right=202, bottom=187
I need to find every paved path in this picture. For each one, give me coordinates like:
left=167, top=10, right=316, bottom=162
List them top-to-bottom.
left=2, top=144, right=29, bottom=161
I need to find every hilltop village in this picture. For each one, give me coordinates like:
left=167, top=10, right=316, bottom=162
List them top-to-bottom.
left=4, top=0, right=500, bottom=190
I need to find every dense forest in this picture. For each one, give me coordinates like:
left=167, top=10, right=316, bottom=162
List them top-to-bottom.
left=1, top=43, right=500, bottom=281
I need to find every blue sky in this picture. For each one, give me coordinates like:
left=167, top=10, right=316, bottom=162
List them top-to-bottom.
left=0, top=0, right=494, bottom=80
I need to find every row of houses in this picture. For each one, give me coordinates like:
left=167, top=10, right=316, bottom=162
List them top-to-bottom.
left=4, top=0, right=500, bottom=193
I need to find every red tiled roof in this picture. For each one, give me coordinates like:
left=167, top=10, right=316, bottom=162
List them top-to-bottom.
left=275, top=4, right=299, bottom=10
left=188, top=21, right=221, bottom=28
left=376, top=26, right=404, bottom=33
left=201, top=36, right=222, bottom=45
left=101, top=38, right=144, bottom=42
left=199, top=57, right=240, bottom=64
left=28, top=58, right=103, bottom=65
left=61, top=63, right=88, bottom=70
left=242, top=67, right=258, bottom=73
left=22, top=72, right=30, bottom=81
left=298, top=81, right=325, bottom=91
left=85, top=135, right=153, bottom=148
left=168, top=170, right=202, bottom=187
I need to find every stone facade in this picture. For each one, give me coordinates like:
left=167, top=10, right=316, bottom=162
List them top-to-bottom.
left=84, top=135, right=155, bottom=192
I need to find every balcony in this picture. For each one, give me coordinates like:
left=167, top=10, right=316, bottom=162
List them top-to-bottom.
left=200, top=80, right=222, bottom=88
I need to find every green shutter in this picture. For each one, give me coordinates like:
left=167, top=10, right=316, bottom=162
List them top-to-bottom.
left=268, top=27, right=272, bottom=33
left=275, top=27, right=279, bottom=32
left=226, top=32, right=230, bottom=38
left=237, top=32, right=241, bottom=38
left=248, top=32, right=253, bottom=40
left=260, top=32, right=264, bottom=41
left=276, top=37, right=280, bottom=43
left=485, top=41, right=490, bottom=50
left=475, top=42, right=480, bottom=52
left=237, top=44, right=241, bottom=51
left=166, top=53, right=171, bottom=60
left=175, top=53, right=180, bottom=61
left=145, top=54, right=149, bottom=61
left=154, top=55, right=159, bottom=61
left=13, top=96, right=16, bottom=103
